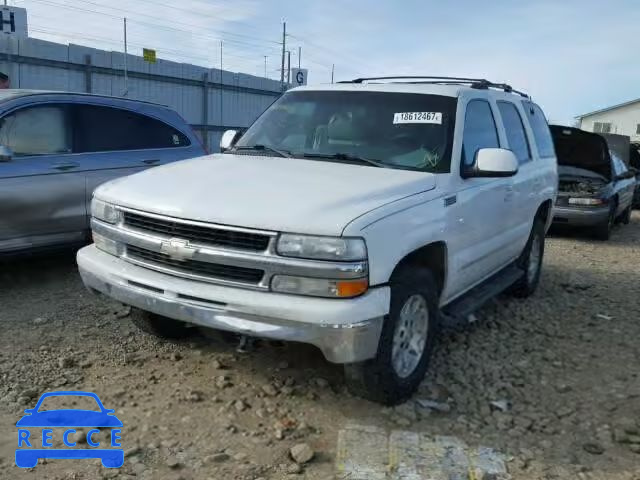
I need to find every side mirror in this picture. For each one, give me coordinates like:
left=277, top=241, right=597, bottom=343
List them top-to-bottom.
left=220, top=130, right=242, bottom=153
left=0, top=145, right=13, bottom=162
left=463, top=148, right=519, bottom=178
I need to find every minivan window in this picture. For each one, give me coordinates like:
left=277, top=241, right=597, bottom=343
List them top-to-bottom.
left=235, top=91, right=458, bottom=173
left=461, top=100, right=499, bottom=166
left=498, top=101, right=531, bottom=164
left=522, top=101, right=555, bottom=158
left=0, top=105, right=71, bottom=156
left=73, top=105, right=190, bottom=153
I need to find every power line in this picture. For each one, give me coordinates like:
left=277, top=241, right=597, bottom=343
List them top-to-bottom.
left=23, top=0, right=282, bottom=52
left=72, top=0, right=279, bottom=46
left=121, top=0, right=272, bottom=35
left=30, top=24, right=269, bottom=70
left=287, top=33, right=375, bottom=73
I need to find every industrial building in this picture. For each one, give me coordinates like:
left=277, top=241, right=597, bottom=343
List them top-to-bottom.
left=577, top=98, right=640, bottom=142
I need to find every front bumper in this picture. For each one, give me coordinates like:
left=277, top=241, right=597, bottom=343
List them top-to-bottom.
left=552, top=205, right=610, bottom=226
left=77, top=245, right=388, bottom=364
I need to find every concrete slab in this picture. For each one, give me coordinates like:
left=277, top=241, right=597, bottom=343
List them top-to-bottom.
left=336, top=425, right=510, bottom=480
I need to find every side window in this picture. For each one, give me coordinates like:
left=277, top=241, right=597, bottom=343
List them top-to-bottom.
left=461, top=100, right=499, bottom=166
left=497, top=101, right=531, bottom=164
left=522, top=101, right=555, bottom=158
left=0, top=105, right=71, bottom=156
left=73, top=105, right=190, bottom=153
left=594, top=122, right=612, bottom=134
left=611, top=153, right=627, bottom=176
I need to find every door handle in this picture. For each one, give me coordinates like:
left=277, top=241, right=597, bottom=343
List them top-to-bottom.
left=142, top=159, right=161, bottom=165
left=52, top=161, right=80, bottom=171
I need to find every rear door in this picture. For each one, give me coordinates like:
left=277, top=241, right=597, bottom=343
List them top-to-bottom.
left=496, top=100, right=537, bottom=255
left=0, top=103, right=86, bottom=252
left=69, top=103, right=197, bottom=225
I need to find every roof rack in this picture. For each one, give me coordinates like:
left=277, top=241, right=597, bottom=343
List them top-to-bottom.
left=338, top=76, right=530, bottom=98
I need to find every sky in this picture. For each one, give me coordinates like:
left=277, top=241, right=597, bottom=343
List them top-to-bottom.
left=10, top=0, right=640, bottom=124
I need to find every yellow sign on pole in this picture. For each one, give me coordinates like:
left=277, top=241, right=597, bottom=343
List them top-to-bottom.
left=143, top=48, right=156, bottom=63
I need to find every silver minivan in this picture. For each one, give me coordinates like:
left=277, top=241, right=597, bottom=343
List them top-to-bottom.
left=0, top=90, right=206, bottom=255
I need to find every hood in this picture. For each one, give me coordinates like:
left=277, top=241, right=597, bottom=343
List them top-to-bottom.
left=550, top=125, right=611, bottom=181
left=96, top=154, right=436, bottom=235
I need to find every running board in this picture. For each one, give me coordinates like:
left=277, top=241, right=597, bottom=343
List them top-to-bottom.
left=440, top=265, right=524, bottom=328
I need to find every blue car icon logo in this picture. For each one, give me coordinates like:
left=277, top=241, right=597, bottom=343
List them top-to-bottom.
left=16, top=391, right=123, bottom=468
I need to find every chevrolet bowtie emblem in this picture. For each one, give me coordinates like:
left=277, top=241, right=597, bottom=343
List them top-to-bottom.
left=160, top=238, right=197, bottom=261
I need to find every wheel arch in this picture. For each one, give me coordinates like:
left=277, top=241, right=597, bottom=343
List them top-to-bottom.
left=536, top=198, right=554, bottom=232
left=389, top=241, right=448, bottom=296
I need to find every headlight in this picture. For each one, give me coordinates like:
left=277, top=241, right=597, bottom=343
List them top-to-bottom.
left=568, top=197, right=606, bottom=206
left=91, top=198, right=122, bottom=224
left=92, top=232, right=122, bottom=256
left=277, top=234, right=367, bottom=261
left=271, top=275, right=368, bottom=298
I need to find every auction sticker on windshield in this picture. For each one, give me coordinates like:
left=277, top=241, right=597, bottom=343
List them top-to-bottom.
left=393, top=112, right=442, bottom=124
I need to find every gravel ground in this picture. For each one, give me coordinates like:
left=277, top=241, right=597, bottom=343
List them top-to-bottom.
left=1, top=213, right=639, bottom=480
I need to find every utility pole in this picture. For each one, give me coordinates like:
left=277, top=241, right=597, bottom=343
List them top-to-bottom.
left=123, top=17, right=128, bottom=96
left=280, top=20, right=286, bottom=89
left=298, top=46, right=301, bottom=69
left=287, top=50, right=291, bottom=84
left=264, top=55, right=268, bottom=78
left=331, top=64, right=335, bottom=84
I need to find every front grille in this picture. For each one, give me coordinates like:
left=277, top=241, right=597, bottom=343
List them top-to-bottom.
left=123, top=211, right=270, bottom=252
left=127, top=245, right=265, bottom=284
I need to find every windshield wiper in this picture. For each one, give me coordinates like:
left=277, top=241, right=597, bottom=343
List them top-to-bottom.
left=233, top=144, right=292, bottom=158
left=300, top=152, right=386, bottom=168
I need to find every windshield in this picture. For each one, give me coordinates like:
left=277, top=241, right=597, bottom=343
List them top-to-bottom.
left=235, top=90, right=457, bottom=172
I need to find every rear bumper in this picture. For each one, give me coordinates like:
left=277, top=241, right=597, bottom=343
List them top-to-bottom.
left=552, top=205, right=609, bottom=226
left=77, top=245, right=388, bottom=364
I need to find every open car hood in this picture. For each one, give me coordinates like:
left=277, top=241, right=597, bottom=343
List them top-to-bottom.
left=550, top=125, right=612, bottom=181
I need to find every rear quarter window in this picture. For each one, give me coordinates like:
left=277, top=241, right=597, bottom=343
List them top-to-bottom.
left=522, top=101, right=555, bottom=158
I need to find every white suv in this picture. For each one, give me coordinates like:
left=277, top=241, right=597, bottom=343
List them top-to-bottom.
left=77, top=76, right=558, bottom=405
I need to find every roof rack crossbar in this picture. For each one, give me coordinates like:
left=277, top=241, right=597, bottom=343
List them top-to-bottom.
left=339, top=76, right=529, bottom=98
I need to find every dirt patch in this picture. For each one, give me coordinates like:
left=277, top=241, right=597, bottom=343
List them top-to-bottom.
left=1, top=214, right=639, bottom=479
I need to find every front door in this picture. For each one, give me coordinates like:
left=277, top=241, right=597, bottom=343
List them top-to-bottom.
left=444, top=99, right=514, bottom=300
left=0, top=104, right=86, bottom=253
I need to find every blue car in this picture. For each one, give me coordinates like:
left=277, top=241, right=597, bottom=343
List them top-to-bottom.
left=0, top=90, right=207, bottom=255
left=16, top=391, right=123, bottom=468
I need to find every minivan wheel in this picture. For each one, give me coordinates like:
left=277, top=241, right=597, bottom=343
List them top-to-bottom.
left=594, top=203, right=616, bottom=241
left=620, top=206, right=632, bottom=225
left=508, top=218, right=545, bottom=298
left=344, top=267, right=438, bottom=405
left=130, top=308, right=193, bottom=339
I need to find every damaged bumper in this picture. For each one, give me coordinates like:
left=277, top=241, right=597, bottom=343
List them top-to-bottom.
left=552, top=205, right=610, bottom=226
left=77, top=245, right=388, bottom=364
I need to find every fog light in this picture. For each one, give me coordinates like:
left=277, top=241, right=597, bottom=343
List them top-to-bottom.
left=93, top=233, right=121, bottom=257
left=271, top=275, right=368, bottom=298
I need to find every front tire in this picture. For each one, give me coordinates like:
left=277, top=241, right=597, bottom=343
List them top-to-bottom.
left=594, top=203, right=616, bottom=241
left=620, top=206, right=632, bottom=225
left=509, top=218, right=545, bottom=298
left=344, top=267, right=439, bottom=405
left=130, top=308, right=193, bottom=339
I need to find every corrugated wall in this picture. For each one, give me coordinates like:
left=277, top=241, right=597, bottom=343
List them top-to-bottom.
left=0, top=36, right=283, bottom=152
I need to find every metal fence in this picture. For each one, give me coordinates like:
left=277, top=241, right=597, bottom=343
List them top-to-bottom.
left=0, top=36, right=284, bottom=151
